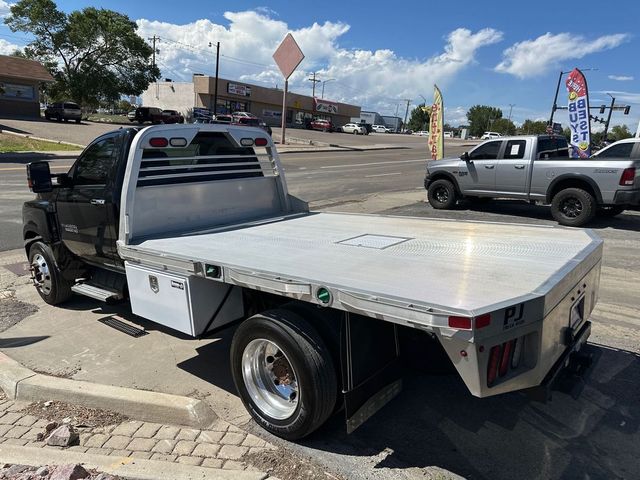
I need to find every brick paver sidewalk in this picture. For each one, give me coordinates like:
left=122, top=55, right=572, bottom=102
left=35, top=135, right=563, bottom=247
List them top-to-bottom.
left=0, top=397, right=275, bottom=471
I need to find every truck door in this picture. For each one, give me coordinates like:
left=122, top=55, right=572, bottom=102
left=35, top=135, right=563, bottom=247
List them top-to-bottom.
left=55, top=133, right=121, bottom=266
left=495, top=139, right=530, bottom=196
left=458, top=140, right=502, bottom=194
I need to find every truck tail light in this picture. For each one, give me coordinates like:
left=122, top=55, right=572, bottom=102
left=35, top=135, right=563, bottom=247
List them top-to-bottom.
left=149, top=137, right=168, bottom=148
left=254, top=138, right=268, bottom=146
left=619, top=167, right=635, bottom=186
left=448, top=313, right=491, bottom=330
left=499, top=339, right=515, bottom=377
left=487, top=345, right=502, bottom=387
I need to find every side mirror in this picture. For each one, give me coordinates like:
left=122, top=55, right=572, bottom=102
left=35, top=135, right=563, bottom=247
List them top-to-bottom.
left=460, top=151, right=471, bottom=162
left=26, top=162, right=53, bottom=193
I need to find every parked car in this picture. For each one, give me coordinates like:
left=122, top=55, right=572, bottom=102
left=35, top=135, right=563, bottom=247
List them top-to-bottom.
left=44, top=102, right=82, bottom=123
left=128, top=107, right=164, bottom=124
left=161, top=110, right=185, bottom=124
left=232, top=111, right=256, bottom=121
left=210, top=114, right=232, bottom=124
left=234, top=116, right=272, bottom=136
left=309, top=119, right=333, bottom=132
left=341, top=123, right=366, bottom=135
left=372, top=125, right=389, bottom=133
left=413, top=130, right=429, bottom=136
left=444, top=131, right=454, bottom=138
left=480, top=131, right=502, bottom=140
left=591, top=137, right=640, bottom=159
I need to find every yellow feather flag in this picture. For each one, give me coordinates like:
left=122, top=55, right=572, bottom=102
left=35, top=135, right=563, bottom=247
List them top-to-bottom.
left=427, top=85, right=444, bottom=160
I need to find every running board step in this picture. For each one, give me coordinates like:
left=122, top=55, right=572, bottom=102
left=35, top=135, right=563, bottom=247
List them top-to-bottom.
left=71, top=283, right=123, bottom=303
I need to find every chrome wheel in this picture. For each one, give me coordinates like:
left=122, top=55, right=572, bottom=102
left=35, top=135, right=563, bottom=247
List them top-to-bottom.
left=30, top=253, right=52, bottom=295
left=242, top=339, right=299, bottom=420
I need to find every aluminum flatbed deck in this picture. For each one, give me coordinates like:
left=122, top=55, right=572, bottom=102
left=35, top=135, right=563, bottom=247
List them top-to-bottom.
left=120, top=212, right=602, bottom=322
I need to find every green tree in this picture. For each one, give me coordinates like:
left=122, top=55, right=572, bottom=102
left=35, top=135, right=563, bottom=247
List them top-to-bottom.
left=5, top=0, right=159, bottom=107
left=408, top=104, right=430, bottom=132
left=466, top=105, right=502, bottom=137
left=491, top=118, right=516, bottom=135
left=518, top=119, right=548, bottom=135
left=608, top=124, right=633, bottom=142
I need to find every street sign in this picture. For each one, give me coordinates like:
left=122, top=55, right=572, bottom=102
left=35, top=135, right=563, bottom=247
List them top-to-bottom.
left=273, top=33, right=305, bottom=80
left=273, top=34, right=305, bottom=145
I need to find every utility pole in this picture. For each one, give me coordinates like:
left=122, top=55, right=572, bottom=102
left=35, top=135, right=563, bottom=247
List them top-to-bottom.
left=148, top=36, right=160, bottom=99
left=209, top=42, right=220, bottom=114
left=308, top=72, right=320, bottom=97
left=603, top=94, right=615, bottom=143
left=403, top=99, right=411, bottom=132
left=508, top=104, right=515, bottom=122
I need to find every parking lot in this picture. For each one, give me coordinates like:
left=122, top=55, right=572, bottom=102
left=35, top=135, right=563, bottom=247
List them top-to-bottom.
left=1, top=117, right=638, bottom=479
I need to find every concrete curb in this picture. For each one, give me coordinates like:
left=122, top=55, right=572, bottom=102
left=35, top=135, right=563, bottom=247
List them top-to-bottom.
left=0, top=128, right=85, bottom=149
left=0, top=353, right=217, bottom=429
left=0, top=445, right=269, bottom=480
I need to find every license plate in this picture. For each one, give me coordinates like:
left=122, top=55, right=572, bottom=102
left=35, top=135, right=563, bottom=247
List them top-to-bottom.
left=570, top=296, right=585, bottom=329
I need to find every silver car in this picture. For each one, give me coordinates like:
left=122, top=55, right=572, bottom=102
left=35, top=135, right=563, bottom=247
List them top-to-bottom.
left=341, top=123, right=366, bottom=135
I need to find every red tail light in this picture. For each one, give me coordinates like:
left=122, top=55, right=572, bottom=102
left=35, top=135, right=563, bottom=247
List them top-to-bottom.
left=149, top=137, right=168, bottom=148
left=254, top=137, right=268, bottom=146
left=619, top=167, right=635, bottom=186
left=475, top=313, right=491, bottom=329
left=448, top=316, right=471, bottom=329
left=499, top=340, right=515, bottom=377
left=487, top=345, right=502, bottom=387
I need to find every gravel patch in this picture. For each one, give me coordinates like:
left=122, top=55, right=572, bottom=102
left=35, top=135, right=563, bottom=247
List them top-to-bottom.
left=0, top=294, right=38, bottom=333
left=20, top=401, right=127, bottom=429
left=245, top=448, right=344, bottom=480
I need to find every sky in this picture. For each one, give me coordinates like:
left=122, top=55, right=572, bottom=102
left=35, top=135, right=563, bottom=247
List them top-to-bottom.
left=1, top=0, right=640, bottom=131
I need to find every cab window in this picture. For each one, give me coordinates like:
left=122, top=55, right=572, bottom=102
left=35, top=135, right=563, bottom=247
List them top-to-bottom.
left=73, top=137, right=117, bottom=185
left=504, top=140, right=526, bottom=159
left=469, top=141, right=501, bottom=160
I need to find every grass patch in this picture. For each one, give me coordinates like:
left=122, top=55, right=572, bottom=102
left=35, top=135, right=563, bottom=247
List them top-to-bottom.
left=86, top=113, right=130, bottom=124
left=0, top=133, right=81, bottom=153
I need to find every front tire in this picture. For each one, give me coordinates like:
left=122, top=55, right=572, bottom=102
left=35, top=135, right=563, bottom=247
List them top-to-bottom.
left=427, top=179, right=457, bottom=209
left=550, top=188, right=595, bottom=226
left=28, top=241, right=72, bottom=305
left=230, top=309, right=337, bottom=440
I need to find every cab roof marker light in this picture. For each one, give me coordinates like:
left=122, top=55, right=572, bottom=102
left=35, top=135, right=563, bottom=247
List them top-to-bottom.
left=149, top=137, right=168, bottom=148
left=169, top=137, right=188, bottom=147
left=254, top=137, right=268, bottom=147
left=240, top=138, right=254, bottom=146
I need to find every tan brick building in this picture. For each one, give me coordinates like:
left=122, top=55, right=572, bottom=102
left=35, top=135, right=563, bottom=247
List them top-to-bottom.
left=0, top=55, right=54, bottom=118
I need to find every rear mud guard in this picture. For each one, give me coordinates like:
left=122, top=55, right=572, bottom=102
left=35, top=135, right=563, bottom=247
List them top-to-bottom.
left=340, top=312, right=402, bottom=433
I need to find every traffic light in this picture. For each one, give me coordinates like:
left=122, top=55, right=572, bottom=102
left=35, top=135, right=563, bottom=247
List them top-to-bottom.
left=599, top=105, right=606, bottom=114
left=624, top=105, right=631, bottom=115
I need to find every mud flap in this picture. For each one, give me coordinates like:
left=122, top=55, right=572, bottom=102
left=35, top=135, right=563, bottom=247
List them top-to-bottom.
left=340, top=313, right=402, bottom=434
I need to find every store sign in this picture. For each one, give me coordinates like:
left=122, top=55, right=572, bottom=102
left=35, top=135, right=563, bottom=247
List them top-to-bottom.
left=0, top=82, right=34, bottom=99
left=228, top=83, right=251, bottom=97
left=314, top=98, right=338, bottom=114
left=262, top=109, right=282, bottom=118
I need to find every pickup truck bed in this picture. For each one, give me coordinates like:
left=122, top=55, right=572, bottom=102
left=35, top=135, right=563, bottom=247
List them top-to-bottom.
left=120, top=211, right=600, bottom=320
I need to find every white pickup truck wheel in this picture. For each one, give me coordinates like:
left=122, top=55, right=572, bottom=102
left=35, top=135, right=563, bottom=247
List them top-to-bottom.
left=427, top=179, right=457, bottom=209
left=550, top=188, right=595, bottom=227
left=230, top=309, right=337, bottom=440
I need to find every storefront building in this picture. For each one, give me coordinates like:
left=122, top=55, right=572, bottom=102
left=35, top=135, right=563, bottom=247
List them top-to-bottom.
left=0, top=55, right=54, bottom=118
left=142, top=75, right=359, bottom=128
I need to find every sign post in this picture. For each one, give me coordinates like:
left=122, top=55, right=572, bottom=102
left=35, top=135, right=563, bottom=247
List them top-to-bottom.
left=273, top=34, right=305, bottom=145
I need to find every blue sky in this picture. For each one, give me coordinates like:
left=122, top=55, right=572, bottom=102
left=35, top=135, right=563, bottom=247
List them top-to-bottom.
left=1, top=0, right=639, bottom=130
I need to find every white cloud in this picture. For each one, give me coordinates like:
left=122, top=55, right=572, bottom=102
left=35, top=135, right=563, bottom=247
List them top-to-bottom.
left=0, top=1, right=10, bottom=17
left=136, top=11, right=502, bottom=115
left=495, top=32, right=630, bottom=78
left=0, top=38, right=20, bottom=55
left=608, top=75, right=634, bottom=81
left=597, top=90, right=640, bottom=104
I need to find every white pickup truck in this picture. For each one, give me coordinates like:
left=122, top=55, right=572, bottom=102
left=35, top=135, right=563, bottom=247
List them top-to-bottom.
left=24, top=124, right=602, bottom=439
left=425, top=135, right=640, bottom=226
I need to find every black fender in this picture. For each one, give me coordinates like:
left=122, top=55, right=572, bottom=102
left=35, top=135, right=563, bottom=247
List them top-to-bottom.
left=424, top=170, right=462, bottom=194
left=546, top=174, right=604, bottom=204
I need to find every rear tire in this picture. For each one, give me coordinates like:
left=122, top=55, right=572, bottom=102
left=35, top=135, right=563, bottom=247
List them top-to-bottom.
left=75, top=119, right=81, bottom=124
left=427, top=179, right=457, bottom=209
left=550, top=188, right=596, bottom=226
left=28, top=241, right=72, bottom=305
left=230, top=309, right=337, bottom=440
